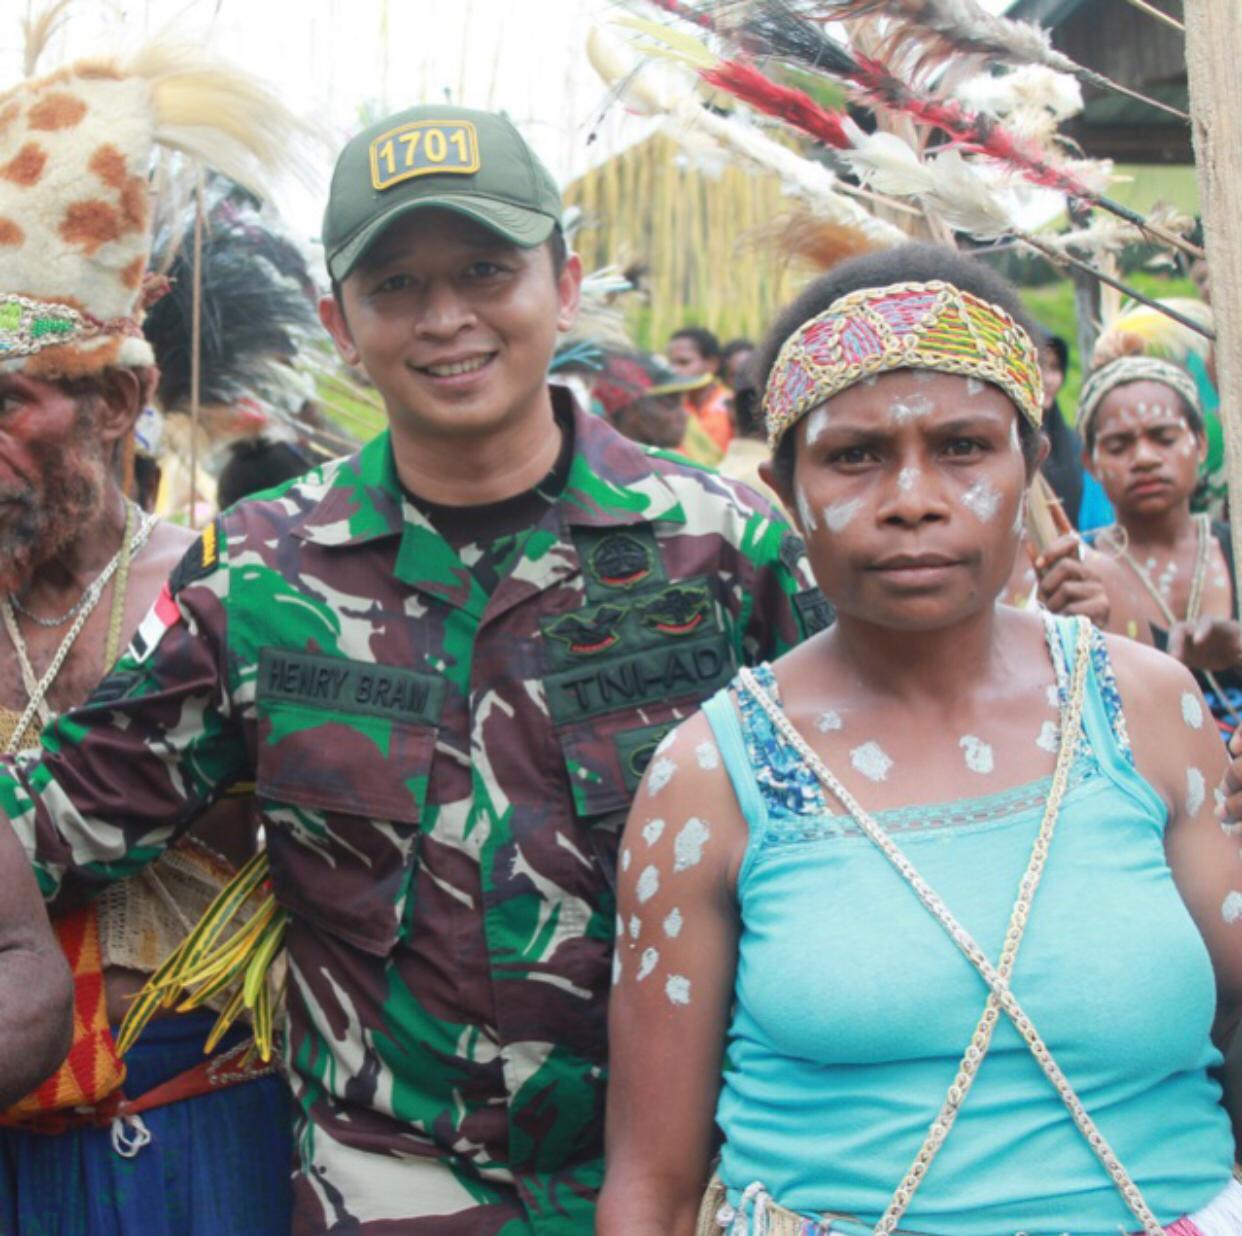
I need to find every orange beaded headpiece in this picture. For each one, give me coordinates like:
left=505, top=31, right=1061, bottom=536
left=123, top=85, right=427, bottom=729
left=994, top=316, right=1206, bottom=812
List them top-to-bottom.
left=763, top=280, right=1044, bottom=448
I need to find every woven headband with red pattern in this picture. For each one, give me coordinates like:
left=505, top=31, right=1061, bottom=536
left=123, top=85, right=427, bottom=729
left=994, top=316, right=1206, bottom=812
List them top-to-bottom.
left=763, top=280, right=1044, bottom=448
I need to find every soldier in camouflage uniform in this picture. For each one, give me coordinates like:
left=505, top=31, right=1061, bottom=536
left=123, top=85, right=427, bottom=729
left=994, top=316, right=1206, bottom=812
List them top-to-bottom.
left=0, top=104, right=824, bottom=1233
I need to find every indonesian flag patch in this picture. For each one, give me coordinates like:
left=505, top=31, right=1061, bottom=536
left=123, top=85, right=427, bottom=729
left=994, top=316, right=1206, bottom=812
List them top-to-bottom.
left=129, top=582, right=182, bottom=664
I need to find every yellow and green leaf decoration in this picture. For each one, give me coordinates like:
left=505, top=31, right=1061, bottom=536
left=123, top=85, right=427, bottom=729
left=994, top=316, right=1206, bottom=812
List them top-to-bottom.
left=115, top=850, right=287, bottom=1062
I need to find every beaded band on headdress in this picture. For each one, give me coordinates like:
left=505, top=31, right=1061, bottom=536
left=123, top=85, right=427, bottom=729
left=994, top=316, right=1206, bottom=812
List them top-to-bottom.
left=763, top=280, right=1044, bottom=449
left=0, top=294, right=144, bottom=361
left=1076, top=355, right=1202, bottom=441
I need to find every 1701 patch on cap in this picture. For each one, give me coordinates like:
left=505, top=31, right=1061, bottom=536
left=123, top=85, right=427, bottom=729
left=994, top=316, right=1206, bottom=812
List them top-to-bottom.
left=369, top=120, right=480, bottom=191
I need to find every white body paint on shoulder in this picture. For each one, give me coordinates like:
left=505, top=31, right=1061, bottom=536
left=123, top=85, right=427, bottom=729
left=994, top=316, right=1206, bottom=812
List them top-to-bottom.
left=962, top=479, right=1001, bottom=522
left=825, top=497, right=863, bottom=533
left=1182, top=692, right=1204, bottom=730
left=817, top=710, right=843, bottom=733
left=959, top=735, right=994, bottom=775
left=696, top=740, right=719, bottom=771
left=851, top=741, right=893, bottom=782
left=647, top=758, right=676, bottom=796
left=1187, top=767, right=1205, bottom=817
left=642, top=818, right=666, bottom=847
left=674, top=818, right=711, bottom=871
left=621, top=848, right=631, bottom=872
left=636, top=865, right=660, bottom=903
left=1222, top=891, right=1242, bottom=925
left=663, top=907, right=683, bottom=938
left=629, top=915, right=641, bottom=940
left=637, top=947, right=659, bottom=981
left=612, top=951, right=622, bottom=985
left=666, top=974, right=692, bottom=1005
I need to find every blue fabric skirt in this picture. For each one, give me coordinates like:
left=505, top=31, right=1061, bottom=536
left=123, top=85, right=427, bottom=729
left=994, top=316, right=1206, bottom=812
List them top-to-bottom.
left=0, top=1011, right=292, bottom=1236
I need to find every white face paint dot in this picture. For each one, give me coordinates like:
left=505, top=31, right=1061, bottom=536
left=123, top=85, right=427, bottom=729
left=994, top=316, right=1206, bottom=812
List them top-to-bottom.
left=966, top=376, right=985, bottom=397
left=897, top=467, right=917, bottom=493
left=962, top=479, right=1002, bottom=523
left=824, top=497, right=863, bottom=533
left=1181, top=692, right=1204, bottom=731
left=817, top=710, right=843, bottom=733
left=1036, top=721, right=1060, bottom=754
left=959, top=735, right=994, bottom=775
left=696, top=740, right=719, bottom=771
left=851, top=741, right=893, bottom=782
left=647, top=758, right=676, bottom=797
left=1187, top=767, right=1205, bottom=817
left=674, top=817, right=711, bottom=872
left=642, top=818, right=666, bottom=847
left=621, top=848, right=631, bottom=872
left=636, top=865, right=660, bottom=903
left=1223, top=892, right=1242, bottom=925
left=663, top=908, right=683, bottom=938
left=628, top=915, right=641, bottom=940
left=636, top=947, right=659, bottom=981
left=665, top=974, right=692, bottom=1005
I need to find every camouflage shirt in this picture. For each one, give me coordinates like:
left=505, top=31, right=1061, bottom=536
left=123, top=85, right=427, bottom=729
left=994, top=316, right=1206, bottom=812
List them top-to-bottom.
left=0, top=392, right=820, bottom=1234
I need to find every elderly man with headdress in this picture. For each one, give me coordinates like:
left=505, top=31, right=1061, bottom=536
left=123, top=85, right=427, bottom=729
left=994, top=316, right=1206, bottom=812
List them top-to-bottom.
left=0, top=45, right=295, bottom=1235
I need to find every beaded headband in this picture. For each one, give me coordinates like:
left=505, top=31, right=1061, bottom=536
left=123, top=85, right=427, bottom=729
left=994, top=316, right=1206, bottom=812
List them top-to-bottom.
left=763, top=280, right=1044, bottom=448
left=0, top=294, right=146, bottom=365
left=1077, top=355, right=1202, bottom=441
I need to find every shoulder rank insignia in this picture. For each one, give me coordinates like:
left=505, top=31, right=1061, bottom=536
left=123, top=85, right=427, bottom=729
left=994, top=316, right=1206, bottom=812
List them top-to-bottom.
left=169, top=518, right=223, bottom=596
left=589, top=532, right=653, bottom=589
left=637, top=584, right=710, bottom=637
left=545, top=604, right=626, bottom=656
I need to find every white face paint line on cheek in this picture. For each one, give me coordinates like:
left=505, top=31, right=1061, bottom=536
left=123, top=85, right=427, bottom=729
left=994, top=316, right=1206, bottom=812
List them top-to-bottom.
left=962, top=479, right=1002, bottom=523
left=795, top=483, right=818, bottom=533
left=824, top=497, right=863, bottom=533
left=1182, top=692, right=1204, bottom=730
left=817, top=710, right=843, bottom=733
left=959, top=735, right=994, bottom=775
left=696, top=740, right=719, bottom=770
left=851, top=741, right=893, bottom=782
left=646, top=758, right=676, bottom=796
left=1187, top=767, right=1205, bottom=816
left=673, top=817, right=711, bottom=872
left=641, top=818, right=666, bottom=846
left=636, top=866, right=660, bottom=903
left=1222, top=891, right=1242, bottom=924
left=663, top=907, right=683, bottom=938
left=636, top=947, right=659, bottom=981
left=665, top=974, right=692, bottom=1005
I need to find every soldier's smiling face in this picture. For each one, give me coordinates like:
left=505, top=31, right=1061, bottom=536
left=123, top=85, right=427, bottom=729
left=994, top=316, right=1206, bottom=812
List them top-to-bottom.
left=323, top=209, right=580, bottom=438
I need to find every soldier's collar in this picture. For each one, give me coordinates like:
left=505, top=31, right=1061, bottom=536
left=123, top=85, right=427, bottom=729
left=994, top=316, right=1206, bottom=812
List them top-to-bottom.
left=292, top=388, right=687, bottom=549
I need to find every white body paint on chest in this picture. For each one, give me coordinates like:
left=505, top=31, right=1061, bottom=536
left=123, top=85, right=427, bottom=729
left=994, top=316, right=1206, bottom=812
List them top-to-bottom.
left=817, top=710, right=843, bottom=733
left=959, top=735, right=994, bottom=775
left=851, top=741, right=893, bottom=782
left=642, top=818, right=666, bottom=847
left=673, top=818, right=711, bottom=871
left=1223, top=891, right=1242, bottom=925
left=663, top=908, right=683, bottom=938
left=628, top=915, right=641, bottom=940
left=636, top=947, right=659, bottom=981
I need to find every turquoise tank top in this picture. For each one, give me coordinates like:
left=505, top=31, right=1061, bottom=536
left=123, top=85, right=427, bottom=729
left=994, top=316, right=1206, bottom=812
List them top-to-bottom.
left=701, top=615, right=1234, bottom=1236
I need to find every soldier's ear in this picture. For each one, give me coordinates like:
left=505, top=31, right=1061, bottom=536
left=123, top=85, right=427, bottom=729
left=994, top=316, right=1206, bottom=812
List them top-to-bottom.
left=319, top=292, right=361, bottom=369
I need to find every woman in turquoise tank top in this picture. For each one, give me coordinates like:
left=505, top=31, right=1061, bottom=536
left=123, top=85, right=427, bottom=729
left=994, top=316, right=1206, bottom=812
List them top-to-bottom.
left=597, top=246, right=1242, bottom=1236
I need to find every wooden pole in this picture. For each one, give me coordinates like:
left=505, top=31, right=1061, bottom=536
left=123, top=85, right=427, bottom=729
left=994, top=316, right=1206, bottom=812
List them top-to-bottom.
left=1185, top=0, right=1242, bottom=611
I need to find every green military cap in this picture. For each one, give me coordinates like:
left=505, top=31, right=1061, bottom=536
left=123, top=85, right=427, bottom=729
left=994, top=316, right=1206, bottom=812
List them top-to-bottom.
left=323, top=104, right=563, bottom=282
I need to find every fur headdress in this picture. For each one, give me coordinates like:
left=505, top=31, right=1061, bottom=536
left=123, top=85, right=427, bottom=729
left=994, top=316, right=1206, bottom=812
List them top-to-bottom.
left=0, top=44, right=302, bottom=380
